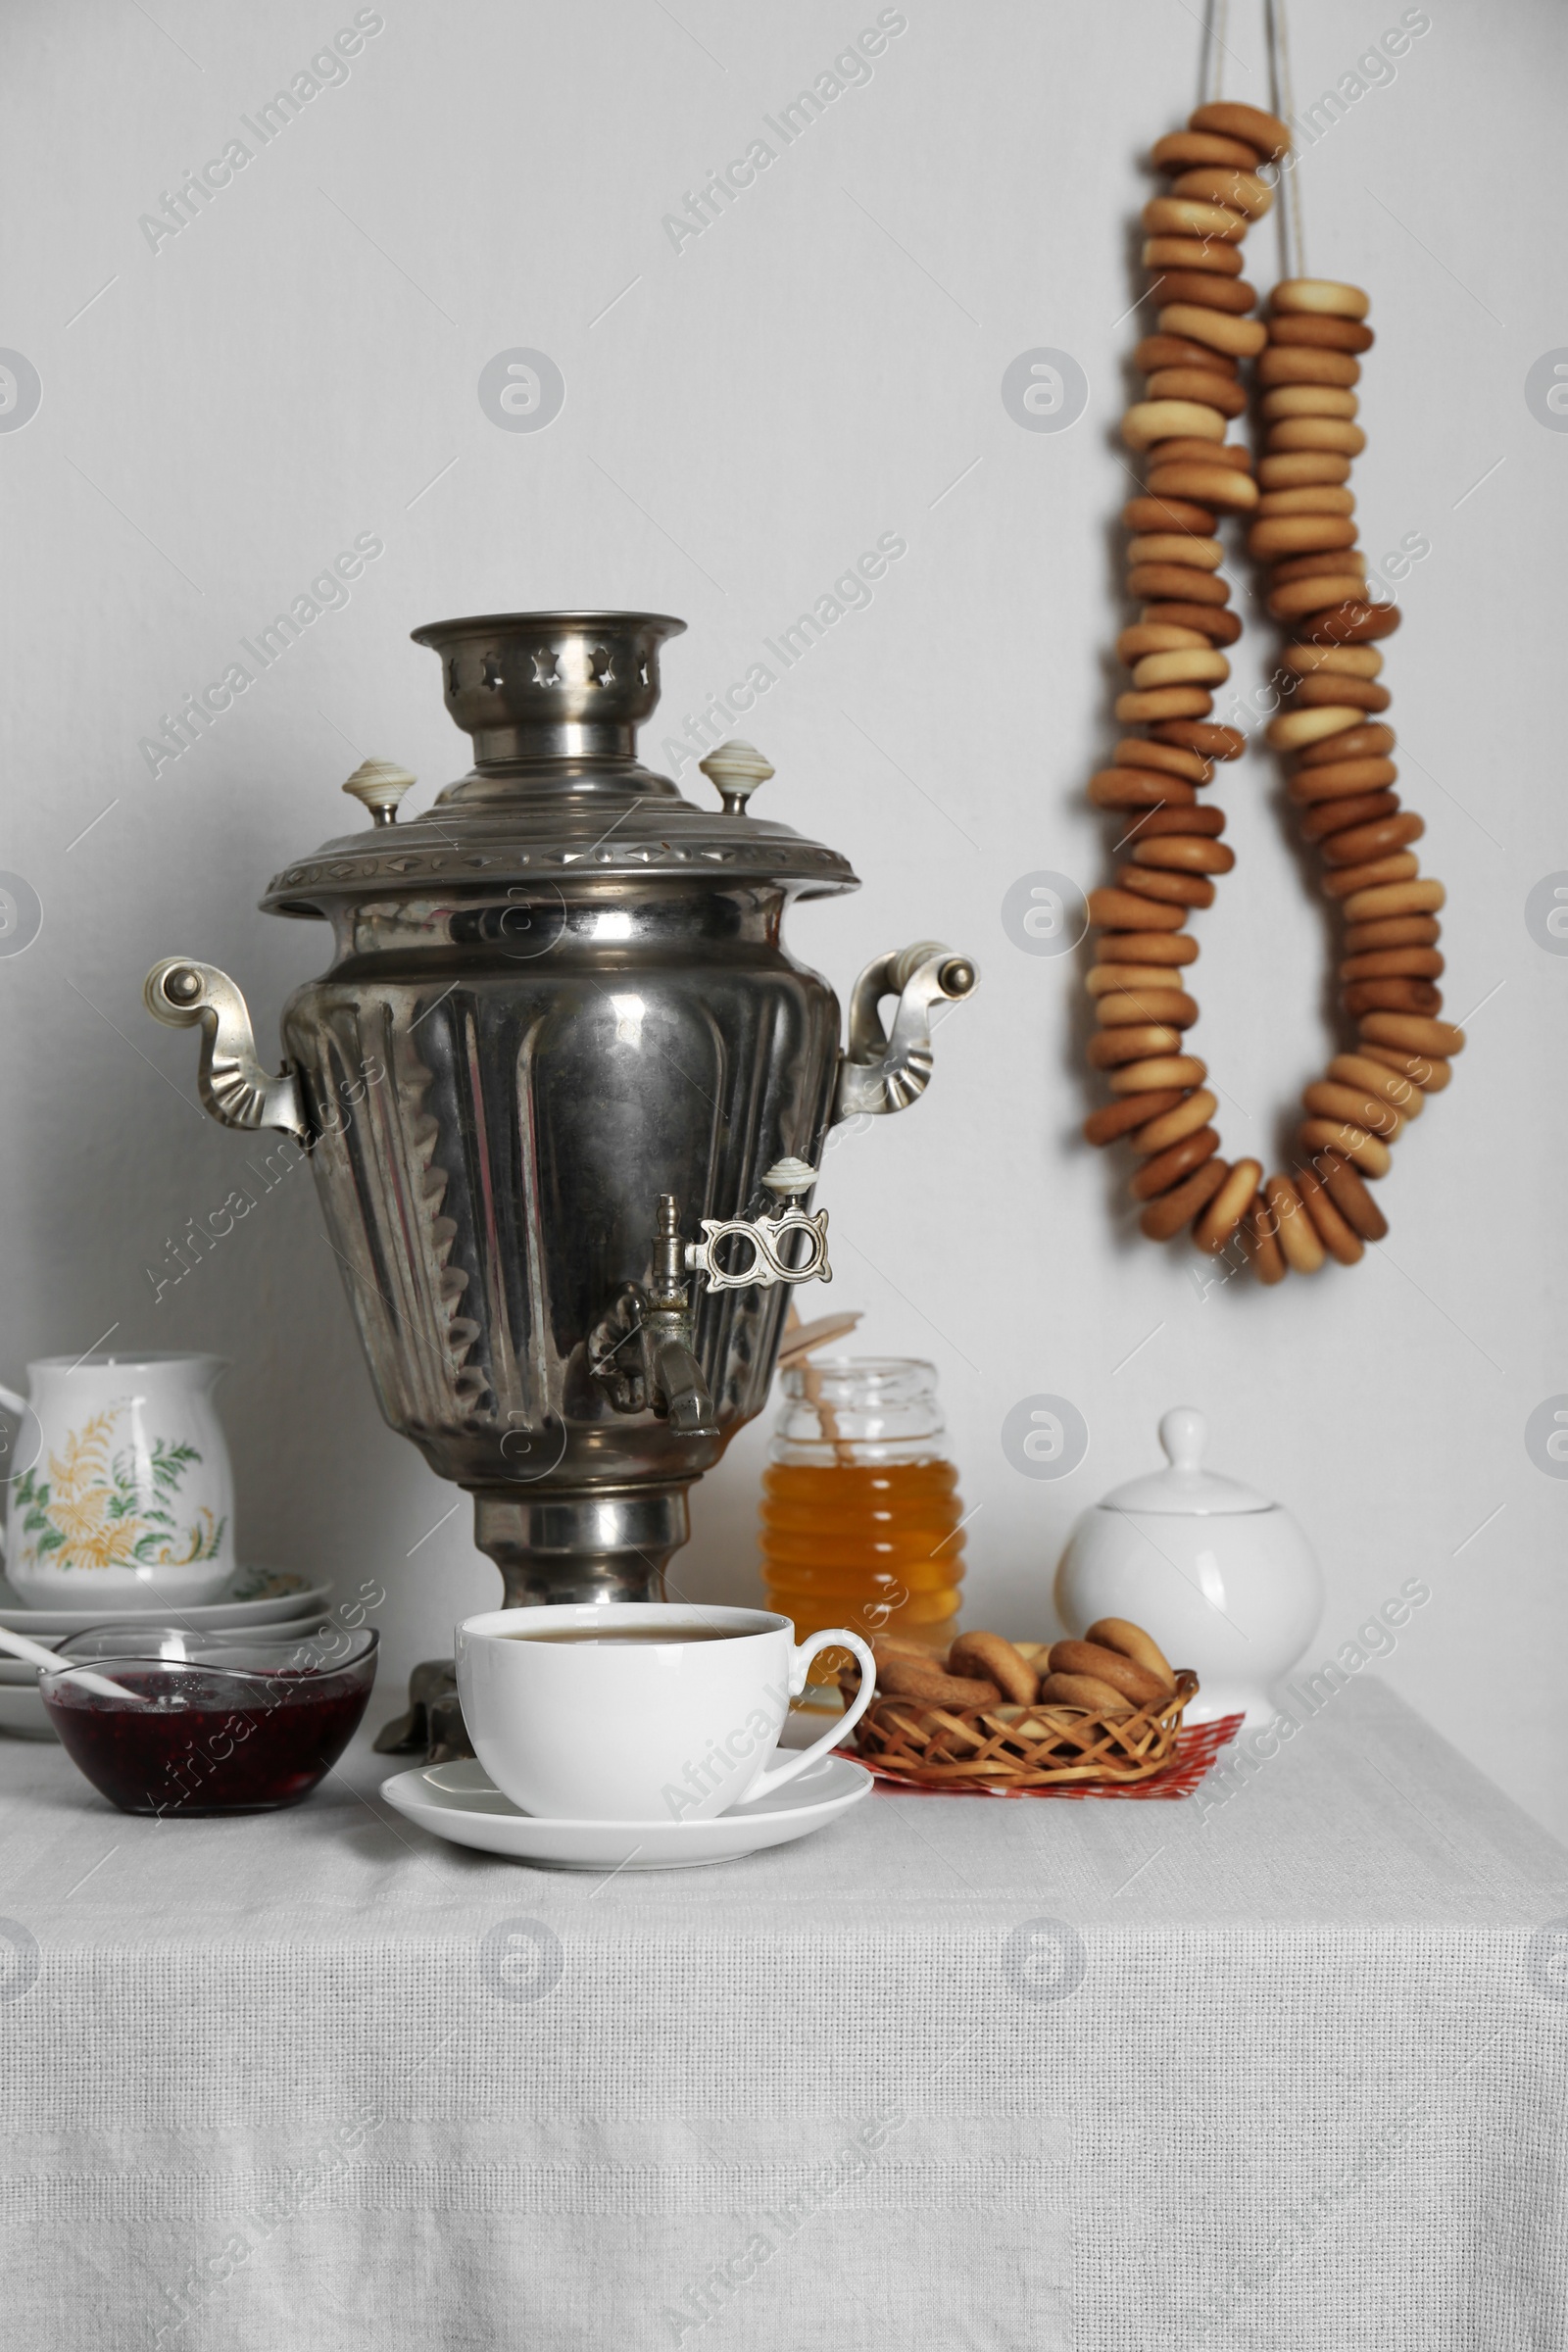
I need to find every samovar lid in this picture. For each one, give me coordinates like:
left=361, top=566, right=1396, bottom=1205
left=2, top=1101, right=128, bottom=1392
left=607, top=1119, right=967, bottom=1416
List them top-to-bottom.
left=261, top=610, right=858, bottom=914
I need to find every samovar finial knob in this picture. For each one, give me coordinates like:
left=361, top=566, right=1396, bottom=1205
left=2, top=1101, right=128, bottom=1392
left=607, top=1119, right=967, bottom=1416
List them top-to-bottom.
left=699, top=739, right=773, bottom=816
left=342, top=760, right=417, bottom=826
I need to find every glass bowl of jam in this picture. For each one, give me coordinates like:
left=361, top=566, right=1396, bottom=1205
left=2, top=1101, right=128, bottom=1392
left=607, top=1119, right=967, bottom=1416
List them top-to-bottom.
left=39, top=1625, right=377, bottom=1816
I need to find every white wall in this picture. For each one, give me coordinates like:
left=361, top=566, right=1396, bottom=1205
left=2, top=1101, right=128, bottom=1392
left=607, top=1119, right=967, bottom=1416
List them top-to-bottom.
left=4, top=0, right=1565, bottom=1830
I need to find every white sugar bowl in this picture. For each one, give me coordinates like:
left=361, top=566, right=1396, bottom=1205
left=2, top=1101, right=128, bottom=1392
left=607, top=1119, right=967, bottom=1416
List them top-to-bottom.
left=1054, top=1406, right=1322, bottom=1731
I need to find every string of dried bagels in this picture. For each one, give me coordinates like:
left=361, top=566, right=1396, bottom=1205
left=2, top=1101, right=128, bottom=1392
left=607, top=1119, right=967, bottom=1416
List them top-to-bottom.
left=1082, top=98, right=1463, bottom=1279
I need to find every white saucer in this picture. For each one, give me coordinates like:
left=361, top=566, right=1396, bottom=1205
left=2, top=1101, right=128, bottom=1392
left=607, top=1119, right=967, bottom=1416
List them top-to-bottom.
left=0, top=1568, right=329, bottom=1636
left=379, top=1751, right=873, bottom=1869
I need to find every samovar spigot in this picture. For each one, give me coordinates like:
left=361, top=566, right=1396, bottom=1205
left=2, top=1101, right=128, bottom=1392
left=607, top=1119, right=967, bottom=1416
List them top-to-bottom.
left=590, top=1166, right=830, bottom=1435
left=650, top=1193, right=687, bottom=1303
left=644, top=1195, right=715, bottom=1437
left=589, top=1196, right=719, bottom=1438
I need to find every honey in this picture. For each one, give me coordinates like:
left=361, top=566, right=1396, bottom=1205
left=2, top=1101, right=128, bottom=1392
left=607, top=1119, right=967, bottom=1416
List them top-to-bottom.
left=759, top=1359, right=966, bottom=1695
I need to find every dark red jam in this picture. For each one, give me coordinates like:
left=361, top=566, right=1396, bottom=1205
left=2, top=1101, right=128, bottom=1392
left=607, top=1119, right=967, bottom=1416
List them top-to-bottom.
left=43, top=1664, right=372, bottom=1816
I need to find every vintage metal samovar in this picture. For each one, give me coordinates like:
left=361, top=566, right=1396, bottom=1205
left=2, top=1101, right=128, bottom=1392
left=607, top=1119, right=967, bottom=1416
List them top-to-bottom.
left=145, top=611, right=975, bottom=1608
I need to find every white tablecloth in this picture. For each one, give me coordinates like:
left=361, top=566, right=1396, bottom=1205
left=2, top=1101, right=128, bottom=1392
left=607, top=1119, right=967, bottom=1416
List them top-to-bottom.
left=0, top=1677, right=1564, bottom=2351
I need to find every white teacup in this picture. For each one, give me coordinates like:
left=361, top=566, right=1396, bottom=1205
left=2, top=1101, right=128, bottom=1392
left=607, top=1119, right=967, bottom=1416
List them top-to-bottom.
left=455, top=1603, right=876, bottom=1823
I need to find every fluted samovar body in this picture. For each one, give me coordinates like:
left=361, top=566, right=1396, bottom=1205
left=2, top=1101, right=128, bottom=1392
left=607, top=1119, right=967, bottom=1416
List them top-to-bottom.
left=146, top=612, right=975, bottom=1606
left=279, top=862, right=843, bottom=1601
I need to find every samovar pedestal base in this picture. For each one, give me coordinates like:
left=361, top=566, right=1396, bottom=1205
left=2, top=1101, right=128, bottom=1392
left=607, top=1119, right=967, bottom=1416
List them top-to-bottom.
left=373, top=1483, right=692, bottom=1761
left=471, top=1483, right=689, bottom=1608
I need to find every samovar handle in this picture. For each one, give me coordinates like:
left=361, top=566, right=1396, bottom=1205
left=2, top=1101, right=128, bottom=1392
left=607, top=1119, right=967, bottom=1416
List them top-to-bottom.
left=833, top=941, right=978, bottom=1120
left=143, top=957, right=309, bottom=1139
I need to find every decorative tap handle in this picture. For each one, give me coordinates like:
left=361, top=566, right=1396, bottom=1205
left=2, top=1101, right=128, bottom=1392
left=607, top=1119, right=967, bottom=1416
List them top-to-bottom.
left=698, top=739, right=773, bottom=816
left=341, top=760, right=417, bottom=826
left=833, top=940, right=979, bottom=1121
left=143, top=957, right=309, bottom=1138
left=684, top=1160, right=832, bottom=1294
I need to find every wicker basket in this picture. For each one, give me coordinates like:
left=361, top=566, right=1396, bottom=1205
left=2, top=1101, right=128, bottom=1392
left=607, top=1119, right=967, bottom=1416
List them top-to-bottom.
left=837, top=1665, right=1200, bottom=1788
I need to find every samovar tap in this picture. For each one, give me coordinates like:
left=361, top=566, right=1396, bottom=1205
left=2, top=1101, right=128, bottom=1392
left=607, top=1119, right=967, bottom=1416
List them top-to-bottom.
left=645, top=1195, right=717, bottom=1437
left=588, top=1196, right=719, bottom=1437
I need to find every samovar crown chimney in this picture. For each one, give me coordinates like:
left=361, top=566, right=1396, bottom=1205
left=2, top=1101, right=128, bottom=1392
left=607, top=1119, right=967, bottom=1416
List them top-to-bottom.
left=410, top=608, right=686, bottom=776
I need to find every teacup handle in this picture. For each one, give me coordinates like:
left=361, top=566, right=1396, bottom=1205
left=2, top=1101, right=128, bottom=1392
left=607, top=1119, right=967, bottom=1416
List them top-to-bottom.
left=734, top=1629, right=877, bottom=1804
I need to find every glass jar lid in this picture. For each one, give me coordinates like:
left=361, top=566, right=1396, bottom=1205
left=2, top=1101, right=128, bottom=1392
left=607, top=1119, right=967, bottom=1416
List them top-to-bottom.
left=771, top=1356, right=948, bottom=1456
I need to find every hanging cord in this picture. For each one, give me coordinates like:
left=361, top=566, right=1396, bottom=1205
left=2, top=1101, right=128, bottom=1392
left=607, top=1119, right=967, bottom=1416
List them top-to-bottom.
left=1200, top=0, right=1229, bottom=106
left=1204, top=0, right=1307, bottom=276
left=1264, top=0, right=1307, bottom=278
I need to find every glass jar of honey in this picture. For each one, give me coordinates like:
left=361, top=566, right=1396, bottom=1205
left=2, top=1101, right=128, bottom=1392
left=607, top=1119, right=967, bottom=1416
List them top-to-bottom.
left=760, top=1358, right=966, bottom=1703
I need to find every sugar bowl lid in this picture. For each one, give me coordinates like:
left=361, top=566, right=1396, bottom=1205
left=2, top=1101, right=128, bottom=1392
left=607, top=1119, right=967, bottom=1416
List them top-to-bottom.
left=1100, top=1406, right=1271, bottom=1515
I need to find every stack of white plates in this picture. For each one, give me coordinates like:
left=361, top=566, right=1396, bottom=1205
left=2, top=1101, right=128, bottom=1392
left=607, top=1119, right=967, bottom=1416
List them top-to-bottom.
left=0, top=1569, right=333, bottom=1740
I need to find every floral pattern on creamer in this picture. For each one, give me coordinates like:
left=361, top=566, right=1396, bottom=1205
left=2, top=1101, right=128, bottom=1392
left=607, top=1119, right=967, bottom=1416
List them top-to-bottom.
left=11, top=1405, right=225, bottom=1574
